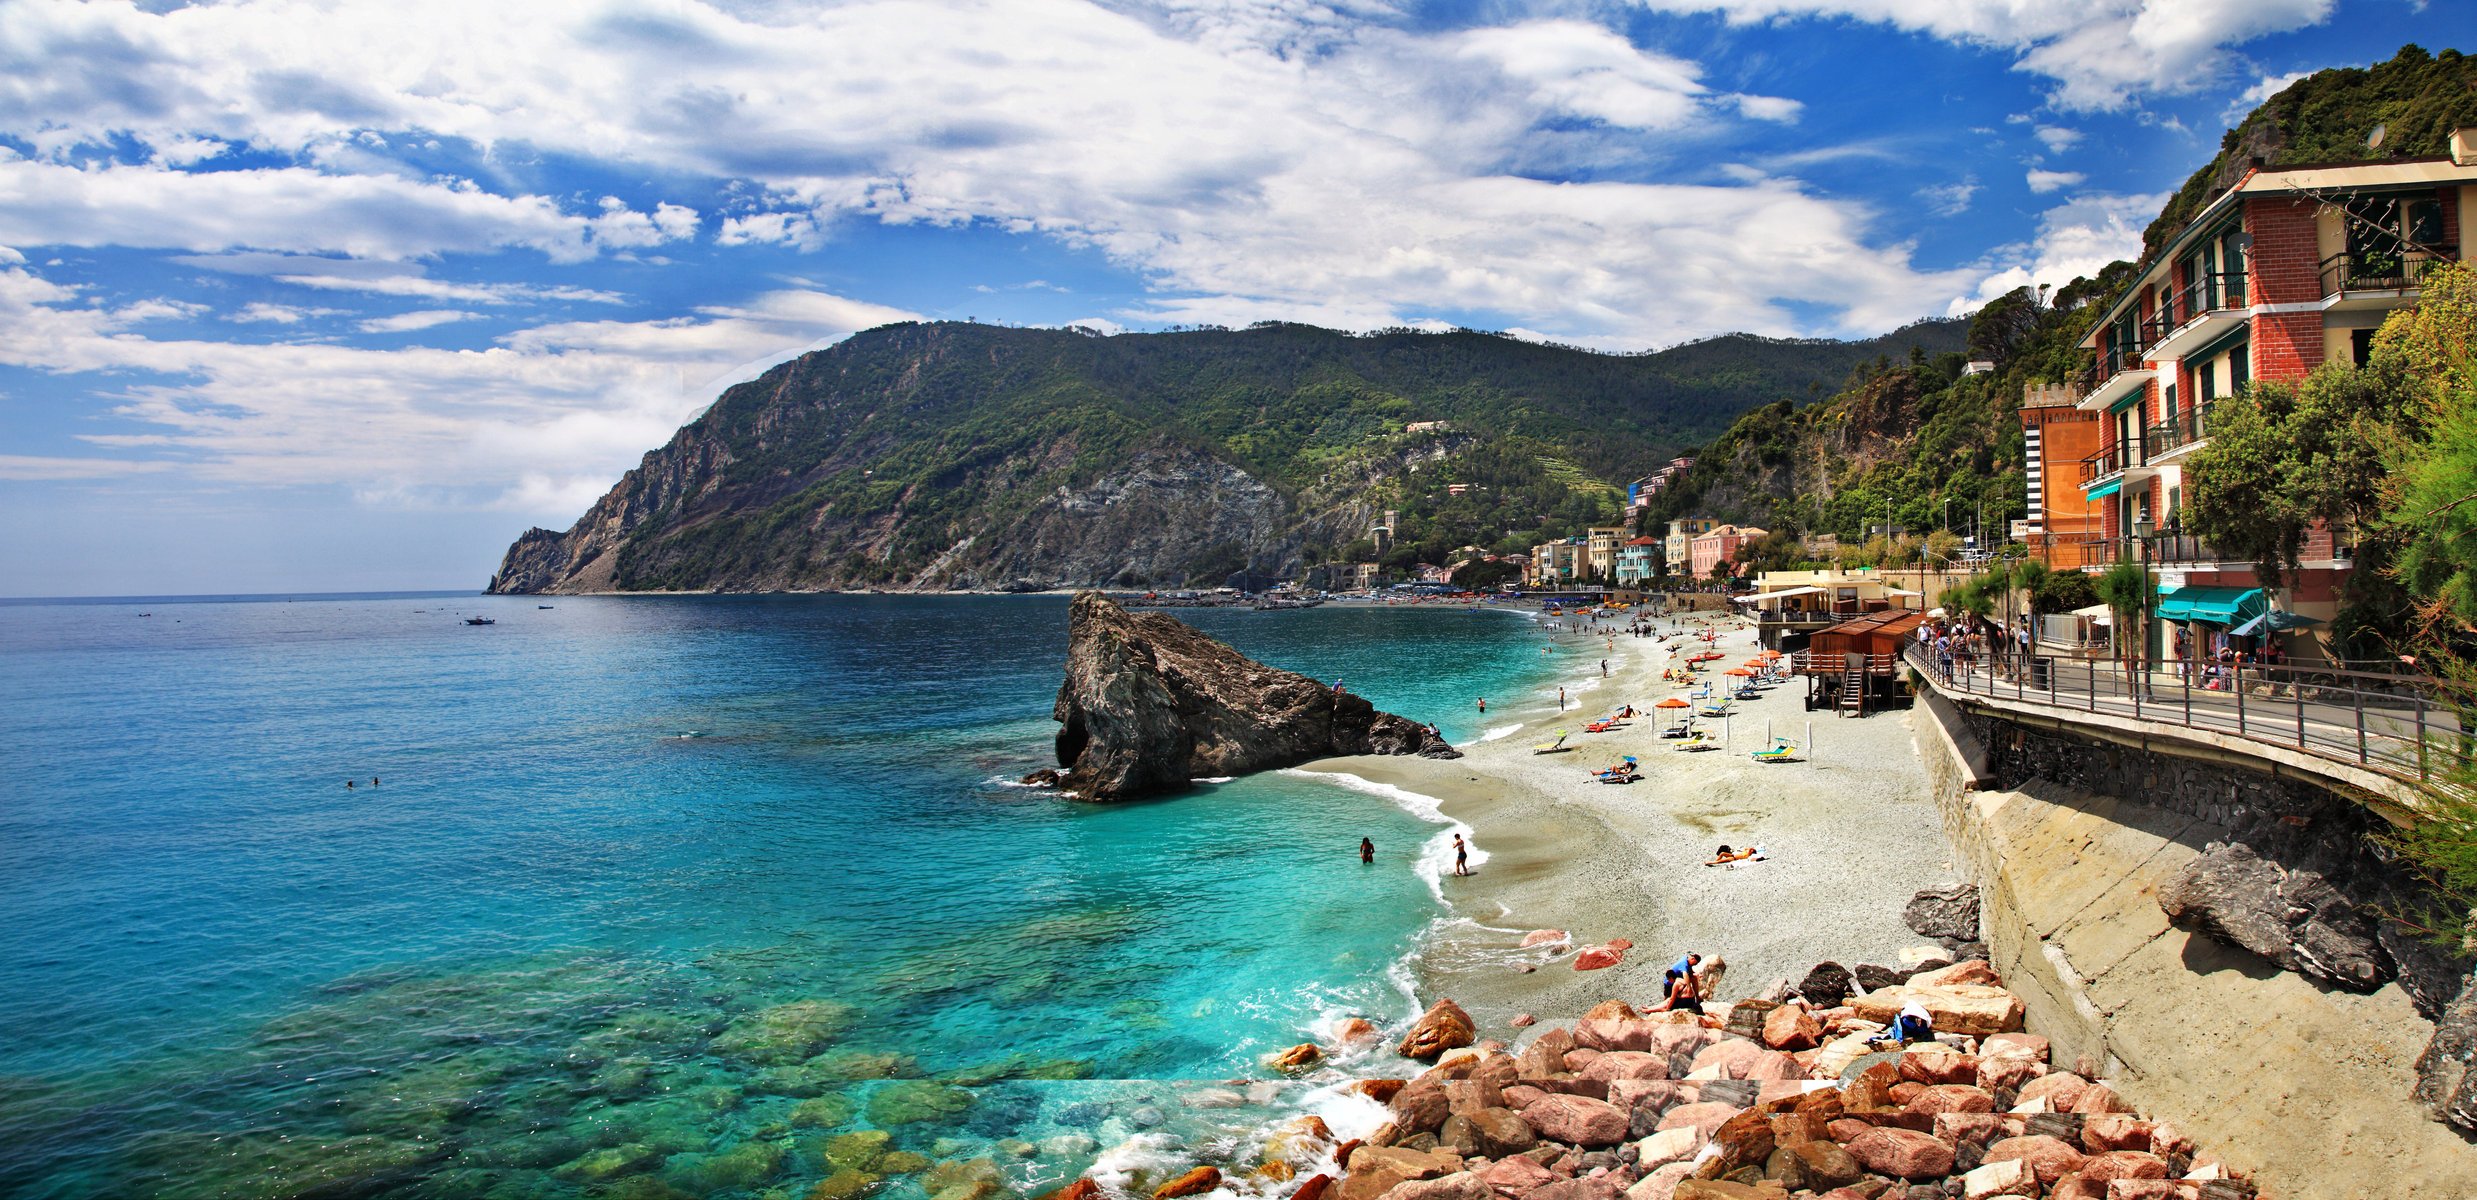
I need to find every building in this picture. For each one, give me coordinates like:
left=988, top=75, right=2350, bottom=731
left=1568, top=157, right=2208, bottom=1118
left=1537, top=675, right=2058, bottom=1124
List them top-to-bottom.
left=2057, top=139, right=2476, bottom=663
left=2017, top=381, right=2109, bottom=568
left=1369, top=509, right=1398, bottom=557
left=1664, top=518, right=1719, bottom=575
left=1689, top=524, right=1766, bottom=578
left=1584, top=525, right=1627, bottom=581
left=1614, top=537, right=1660, bottom=585
left=1531, top=539, right=1584, bottom=586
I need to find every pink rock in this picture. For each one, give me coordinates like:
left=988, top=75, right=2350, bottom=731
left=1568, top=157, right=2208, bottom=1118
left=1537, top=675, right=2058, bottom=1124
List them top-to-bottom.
left=1520, top=930, right=1571, bottom=948
left=1607, top=938, right=1634, bottom=951
left=1573, top=944, right=1626, bottom=972
left=1908, top=959, right=2003, bottom=988
left=1762, top=1005, right=1823, bottom=1051
left=1510, top=1015, right=1536, bottom=1028
left=1570, top=1019, right=1662, bottom=1053
left=1650, top=1024, right=1720, bottom=1056
left=1979, top=1033, right=2050, bottom=1065
left=1687, top=1038, right=1765, bottom=1080
left=1563, top=1047, right=1605, bottom=1072
left=1899, top=1048, right=1980, bottom=1086
left=1743, top=1050, right=1807, bottom=1083
left=1579, top=1052, right=1667, bottom=1082
left=1977, top=1056, right=2045, bottom=1094
left=2014, top=1073, right=2089, bottom=1111
left=1605, top=1079, right=1696, bottom=1119
left=1754, top=1080, right=1813, bottom=1106
left=1905, top=1084, right=1996, bottom=1116
left=2070, top=1084, right=2135, bottom=1115
left=1501, top=1085, right=1546, bottom=1110
left=1520, top=1093, right=1630, bottom=1147
left=1652, top=1101, right=1740, bottom=1141
left=1932, top=1113, right=2013, bottom=1146
left=2080, top=1115, right=2153, bottom=1153
left=2146, top=1122, right=2195, bottom=1159
left=1844, top=1127, right=1956, bottom=1180
left=1986, top=1135, right=2087, bottom=1186
left=2078, top=1151, right=2168, bottom=1184
left=1478, top=1155, right=1553, bottom=1198
left=1959, top=1158, right=2038, bottom=1199
left=1622, top=1162, right=1694, bottom=1200
left=1385, top=1173, right=1493, bottom=1200
left=2100, top=1182, right=2179, bottom=1200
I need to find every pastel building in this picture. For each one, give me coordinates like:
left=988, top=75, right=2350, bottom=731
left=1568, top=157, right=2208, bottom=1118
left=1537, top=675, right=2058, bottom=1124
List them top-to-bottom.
left=2063, top=136, right=2477, bottom=658
left=1664, top=518, right=1718, bottom=575
left=1689, top=524, right=1767, bottom=579
left=1614, top=537, right=1661, bottom=585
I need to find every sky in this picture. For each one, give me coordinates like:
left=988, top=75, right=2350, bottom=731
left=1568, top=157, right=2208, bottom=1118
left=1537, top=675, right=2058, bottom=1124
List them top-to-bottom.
left=0, top=0, right=2455, bottom=596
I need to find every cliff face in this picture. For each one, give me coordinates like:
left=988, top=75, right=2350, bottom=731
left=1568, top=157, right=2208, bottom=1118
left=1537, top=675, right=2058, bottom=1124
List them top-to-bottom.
left=487, top=319, right=1965, bottom=594
left=1037, top=592, right=1458, bottom=800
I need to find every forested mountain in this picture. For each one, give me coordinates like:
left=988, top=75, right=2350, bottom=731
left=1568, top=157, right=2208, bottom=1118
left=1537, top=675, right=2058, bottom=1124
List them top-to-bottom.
left=1640, top=44, right=2477, bottom=566
left=488, top=318, right=1962, bottom=593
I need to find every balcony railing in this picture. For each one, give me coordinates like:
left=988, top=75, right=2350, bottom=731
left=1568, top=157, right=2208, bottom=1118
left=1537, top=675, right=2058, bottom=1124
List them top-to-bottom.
left=2320, top=243, right=2457, bottom=297
left=2166, top=270, right=2247, bottom=327
left=2142, top=402, right=2211, bottom=460
left=2078, top=437, right=2136, bottom=487
left=2022, top=531, right=2121, bottom=570
left=2142, top=531, right=2219, bottom=566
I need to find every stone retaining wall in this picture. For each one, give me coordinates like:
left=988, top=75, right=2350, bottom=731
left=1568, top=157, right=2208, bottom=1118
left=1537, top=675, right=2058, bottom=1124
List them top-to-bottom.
left=1912, top=697, right=2477, bottom=1198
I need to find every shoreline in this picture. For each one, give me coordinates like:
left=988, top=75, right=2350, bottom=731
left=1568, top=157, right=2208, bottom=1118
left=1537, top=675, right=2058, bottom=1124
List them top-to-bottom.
left=1298, top=607, right=1960, bottom=1035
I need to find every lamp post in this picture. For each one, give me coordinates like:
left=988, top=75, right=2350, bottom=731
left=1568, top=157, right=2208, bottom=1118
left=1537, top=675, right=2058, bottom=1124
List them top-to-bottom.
left=1942, top=498, right=1951, bottom=534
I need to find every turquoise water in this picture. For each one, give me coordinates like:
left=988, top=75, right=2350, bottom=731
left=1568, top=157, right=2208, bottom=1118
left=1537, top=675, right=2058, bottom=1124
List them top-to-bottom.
left=0, top=594, right=1560, bottom=1199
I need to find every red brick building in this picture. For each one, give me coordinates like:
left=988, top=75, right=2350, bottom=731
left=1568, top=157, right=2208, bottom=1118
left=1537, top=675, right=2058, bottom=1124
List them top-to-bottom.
left=2061, top=141, right=2477, bottom=664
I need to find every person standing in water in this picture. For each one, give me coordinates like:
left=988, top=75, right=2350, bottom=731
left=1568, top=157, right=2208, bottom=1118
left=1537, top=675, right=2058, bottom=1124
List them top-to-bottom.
left=1558, top=686, right=1566, bottom=710
left=1477, top=697, right=1487, bottom=713
left=1452, top=834, right=1471, bottom=876
left=1360, top=837, right=1375, bottom=864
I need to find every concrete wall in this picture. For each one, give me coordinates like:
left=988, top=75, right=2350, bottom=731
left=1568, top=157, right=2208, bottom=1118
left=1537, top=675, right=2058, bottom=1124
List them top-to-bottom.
left=1914, top=694, right=2477, bottom=1197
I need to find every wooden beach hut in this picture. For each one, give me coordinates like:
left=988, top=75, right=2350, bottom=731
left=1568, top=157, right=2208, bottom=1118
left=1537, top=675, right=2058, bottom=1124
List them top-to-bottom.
left=1793, top=609, right=1923, bottom=716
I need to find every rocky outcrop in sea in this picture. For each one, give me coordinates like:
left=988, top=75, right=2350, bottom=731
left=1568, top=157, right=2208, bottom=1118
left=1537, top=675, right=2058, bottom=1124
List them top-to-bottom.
left=1032, top=592, right=1459, bottom=800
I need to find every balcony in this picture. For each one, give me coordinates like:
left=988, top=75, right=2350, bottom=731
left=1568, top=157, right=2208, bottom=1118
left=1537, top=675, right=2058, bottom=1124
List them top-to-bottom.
left=2321, top=244, right=2457, bottom=311
left=2146, top=271, right=2249, bottom=363
left=2076, top=346, right=2154, bottom=413
left=2142, top=402, right=2212, bottom=464
left=2078, top=437, right=2142, bottom=492
left=2022, top=530, right=2123, bottom=570
left=2142, top=531, right=2220, bottom=566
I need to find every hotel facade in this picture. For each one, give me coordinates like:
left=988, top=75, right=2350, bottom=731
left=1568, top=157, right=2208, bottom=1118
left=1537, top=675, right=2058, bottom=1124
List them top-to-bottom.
left=2021, top=134, right=2477, bottom=663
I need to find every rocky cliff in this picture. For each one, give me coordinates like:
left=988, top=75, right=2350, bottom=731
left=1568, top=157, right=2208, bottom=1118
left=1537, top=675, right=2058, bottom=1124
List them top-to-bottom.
left=487, top=319, right=1963, bottom=594
left=1034, top=592, right=1457, bottom=800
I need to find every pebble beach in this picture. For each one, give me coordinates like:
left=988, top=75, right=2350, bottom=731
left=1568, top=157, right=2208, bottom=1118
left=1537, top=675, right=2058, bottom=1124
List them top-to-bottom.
left=1298, top=607, right=1963, bottom=1027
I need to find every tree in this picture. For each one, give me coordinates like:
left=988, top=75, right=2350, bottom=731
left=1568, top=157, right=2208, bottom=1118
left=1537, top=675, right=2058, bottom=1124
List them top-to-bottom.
left=2382, top=262, right=2477, bottom=637
left=2094, top=560, right=2156, bottom=672
left=2034, top=568, right=2099, bottom=615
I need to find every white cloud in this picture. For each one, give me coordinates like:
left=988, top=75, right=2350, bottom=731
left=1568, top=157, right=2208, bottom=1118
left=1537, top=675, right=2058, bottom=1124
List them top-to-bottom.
left=0, top=0, right=1950, bottom=346
left=1629, top=0, right=2334, bottom=111
left=2225, top=70, right=2310, bottom=121
left=2033, top=125, right=2082, bottom=153
left=0, top=157, right=691, bottom=262
left=2026, top=169, right=2084, bottom=193
left=1920, top=180, right=1979, bottom=217
left=1953, top=190, right=2165, bottom=313
left=173, top=253, right=629, bottom=306
left=0, top=263, right=917, bottom=511
left=229, top=301, right=342, bottom=324
left=358, top=309, right=481, bottom=333
left=0, top=454, right=173, bottom=480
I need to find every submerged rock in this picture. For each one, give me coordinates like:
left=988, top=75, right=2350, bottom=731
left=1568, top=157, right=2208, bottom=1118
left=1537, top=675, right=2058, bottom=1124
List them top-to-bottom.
left=1037, top=592, right=1459, bottom=800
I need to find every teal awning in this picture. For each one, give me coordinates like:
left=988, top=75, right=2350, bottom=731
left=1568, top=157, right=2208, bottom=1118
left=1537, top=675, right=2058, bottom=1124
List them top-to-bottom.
left=2086, top=478, right=2123, bottom=499
left=2155, top=586, right=2266, bottom=625
left=2228, top=609, right=2323, bottom=637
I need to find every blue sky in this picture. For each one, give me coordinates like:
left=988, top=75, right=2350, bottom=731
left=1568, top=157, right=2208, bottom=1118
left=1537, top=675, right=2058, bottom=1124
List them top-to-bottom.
left=0, top=0, right=2452, bottom=595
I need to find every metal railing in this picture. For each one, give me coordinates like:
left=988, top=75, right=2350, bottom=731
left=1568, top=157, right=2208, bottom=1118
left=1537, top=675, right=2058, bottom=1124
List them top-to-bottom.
left=2320, top=243, right=2457, bottom=298
left=2167, top=270, right=2247, bottom=326
left=2075, top=345, right=2150, bottom=397
left=2142, top=402, right=2211, bottom=460
left=2078, top=437, right=2136, bottom=487
left=2021, top=531, right=2121, bottom=570
left=2140, top=531, right=2220, bottom=566
left=1905, top=639, right=2469, bottom=784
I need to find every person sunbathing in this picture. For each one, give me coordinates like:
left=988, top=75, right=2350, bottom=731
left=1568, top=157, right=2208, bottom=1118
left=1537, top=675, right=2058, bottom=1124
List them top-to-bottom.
left=1704, top=844, right=1760, bottom=867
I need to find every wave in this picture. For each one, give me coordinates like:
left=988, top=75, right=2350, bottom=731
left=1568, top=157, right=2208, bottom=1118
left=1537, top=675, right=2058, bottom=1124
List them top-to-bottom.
left=1477, top=723, right=1522, bottom=742
left=1276, top=768, right=1487, bottom=907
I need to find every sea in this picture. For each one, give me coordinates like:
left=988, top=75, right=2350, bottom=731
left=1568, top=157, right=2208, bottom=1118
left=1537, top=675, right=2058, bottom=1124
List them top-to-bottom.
left=0, top=592, right=1576, bottom=1200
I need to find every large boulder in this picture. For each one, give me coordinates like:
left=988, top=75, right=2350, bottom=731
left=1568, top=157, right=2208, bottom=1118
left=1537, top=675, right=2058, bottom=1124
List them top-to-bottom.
left=1039, top=592, right=1458, bottom=799
left=2158, top=841, right=2390, bottom=991
left=1904, top=884, right=1982, bottom=944
left=1849, top=984, right=2025, bottom=1036
left=1400, top=1001, right=1478, bottom=1062
left=1521, top=1093, right=1631, bottom=1146
left=1842, top=1127, right=1954, bottom=1180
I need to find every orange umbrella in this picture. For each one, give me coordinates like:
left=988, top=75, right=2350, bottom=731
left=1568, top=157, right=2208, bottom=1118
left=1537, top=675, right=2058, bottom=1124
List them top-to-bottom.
left=1725, top=668, right=1754, bottom=676
left=1656, top=697, right=1691, bottom=708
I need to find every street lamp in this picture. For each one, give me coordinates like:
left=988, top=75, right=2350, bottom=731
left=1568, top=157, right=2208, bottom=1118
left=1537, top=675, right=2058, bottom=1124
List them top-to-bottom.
left=1942, top=498, right=1951, bottom=533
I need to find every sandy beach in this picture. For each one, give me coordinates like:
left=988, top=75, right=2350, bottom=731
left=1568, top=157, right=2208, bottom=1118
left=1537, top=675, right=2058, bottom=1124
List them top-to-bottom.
left=1300, top=605, right=1960, bottom=1032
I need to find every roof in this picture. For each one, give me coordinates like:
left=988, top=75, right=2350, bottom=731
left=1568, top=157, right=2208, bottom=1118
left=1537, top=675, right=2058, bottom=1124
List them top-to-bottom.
left=1625, top=537, right=1660, bottom=546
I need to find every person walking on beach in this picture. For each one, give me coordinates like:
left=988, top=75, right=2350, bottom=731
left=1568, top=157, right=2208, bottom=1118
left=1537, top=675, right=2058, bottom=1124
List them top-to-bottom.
left=1600, top=659, right=1608, bottom=677
left=1558, top=686, right=1566, bottom=710
left=1452, top=834, right=1470, bottom=876
left=1360, top=837, right=1375, bottom=865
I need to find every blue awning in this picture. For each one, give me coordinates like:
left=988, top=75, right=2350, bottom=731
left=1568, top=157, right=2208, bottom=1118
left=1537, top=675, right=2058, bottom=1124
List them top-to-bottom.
left=2086, top=478, right=2123, bottom=499
left=2155, top=586, right=2266, bottom=625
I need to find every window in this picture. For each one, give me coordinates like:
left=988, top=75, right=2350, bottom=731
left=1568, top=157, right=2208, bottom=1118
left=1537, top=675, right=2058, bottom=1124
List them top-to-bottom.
left=2352, top=328, right=2376, bottom=367
left=2229, top=341, right=2249, bottom=394
left=2195, top=358, right=2215, bottom=404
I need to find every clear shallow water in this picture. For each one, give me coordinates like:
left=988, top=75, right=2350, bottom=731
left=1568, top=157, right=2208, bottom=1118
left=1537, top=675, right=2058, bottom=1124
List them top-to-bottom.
left=0, top=594, right=1558, bottom=1199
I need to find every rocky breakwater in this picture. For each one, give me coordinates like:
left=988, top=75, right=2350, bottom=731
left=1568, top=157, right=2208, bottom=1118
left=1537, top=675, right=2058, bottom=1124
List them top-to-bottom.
left=1030, top=591, right=1458, bottom=800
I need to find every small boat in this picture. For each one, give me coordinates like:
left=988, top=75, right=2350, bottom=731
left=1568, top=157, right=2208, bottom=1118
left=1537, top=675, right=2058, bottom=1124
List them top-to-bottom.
left=537, top=604, right=555, bottom=609
left=464, top=616, right=496, bottom=626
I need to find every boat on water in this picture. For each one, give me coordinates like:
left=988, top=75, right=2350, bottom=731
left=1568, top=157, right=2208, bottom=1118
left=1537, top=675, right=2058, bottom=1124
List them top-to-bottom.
left=537, top=604, right=555, bottom=609
left=464, top=616, right=496, bottom=625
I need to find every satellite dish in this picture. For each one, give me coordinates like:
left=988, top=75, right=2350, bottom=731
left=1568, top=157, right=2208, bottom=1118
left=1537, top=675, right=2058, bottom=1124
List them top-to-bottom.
left=2368, top=123, right=2387, bottom=149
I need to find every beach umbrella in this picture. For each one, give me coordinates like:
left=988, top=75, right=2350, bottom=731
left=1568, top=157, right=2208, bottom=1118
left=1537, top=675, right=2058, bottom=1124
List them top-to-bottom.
left=1726, top=668, right=1754, bottom=676
left=1656, top=697, right=1691, bottom=708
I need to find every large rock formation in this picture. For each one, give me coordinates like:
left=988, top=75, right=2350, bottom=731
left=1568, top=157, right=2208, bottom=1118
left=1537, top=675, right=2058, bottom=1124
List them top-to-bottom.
left=1036, top=591, right=1457, bottom=800
left=2159, top=841, right=2390, bottom=992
